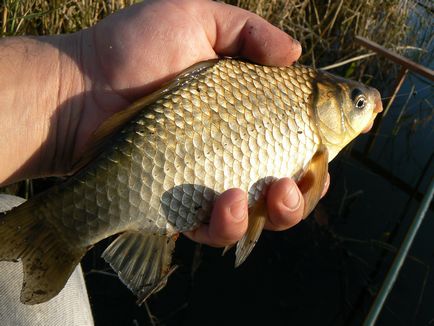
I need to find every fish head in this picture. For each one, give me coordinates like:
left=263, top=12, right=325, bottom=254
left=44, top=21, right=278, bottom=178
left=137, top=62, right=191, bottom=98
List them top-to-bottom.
left=312, top=71, right=383, bottom=161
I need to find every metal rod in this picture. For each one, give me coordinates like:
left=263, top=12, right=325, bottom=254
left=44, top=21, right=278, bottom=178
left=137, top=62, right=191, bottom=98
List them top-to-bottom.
left=355, top=36, right=434, bottom=82
left=363, top=176, right=434, bottom=326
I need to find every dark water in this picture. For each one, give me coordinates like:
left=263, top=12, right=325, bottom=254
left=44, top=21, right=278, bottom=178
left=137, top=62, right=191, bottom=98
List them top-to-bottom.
left=83, top=5, right=433, bottom=326
left=84, top=81, right=432, bottom=324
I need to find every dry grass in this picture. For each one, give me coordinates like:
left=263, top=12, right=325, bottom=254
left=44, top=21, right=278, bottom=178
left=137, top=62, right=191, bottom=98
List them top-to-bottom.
left=1, top=0, right=415, bottom=84
left=1, top=0, right=137, bottom=35
left=226, top=0, right=414, bottom=83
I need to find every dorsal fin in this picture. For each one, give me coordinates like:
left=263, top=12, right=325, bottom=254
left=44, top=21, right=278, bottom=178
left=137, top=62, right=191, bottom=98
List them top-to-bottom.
left=71, top=59, right=219, bottom=174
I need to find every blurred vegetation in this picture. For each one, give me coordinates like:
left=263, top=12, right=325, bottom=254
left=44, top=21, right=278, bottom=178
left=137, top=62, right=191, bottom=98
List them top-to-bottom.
left=0, top=0, right=136, bottom=34
left=1, top=0, right=418, bottom=83
left=226, top=0, right=417, bottom=85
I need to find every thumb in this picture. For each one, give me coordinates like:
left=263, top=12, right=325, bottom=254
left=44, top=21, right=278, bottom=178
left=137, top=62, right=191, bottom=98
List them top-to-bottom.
left=203, top=1, right=301, bottom=66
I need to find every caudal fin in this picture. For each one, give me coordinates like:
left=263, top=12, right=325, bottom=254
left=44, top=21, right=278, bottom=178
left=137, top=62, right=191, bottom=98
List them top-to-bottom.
left=0, top=198, right=87, bottom=305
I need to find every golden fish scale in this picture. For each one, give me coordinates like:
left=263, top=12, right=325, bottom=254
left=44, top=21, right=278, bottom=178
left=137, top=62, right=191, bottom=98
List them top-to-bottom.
left=36, top=60, right=322, bottom=248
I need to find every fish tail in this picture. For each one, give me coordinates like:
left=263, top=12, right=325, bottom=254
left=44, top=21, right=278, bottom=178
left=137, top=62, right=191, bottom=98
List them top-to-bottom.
left=0, top=196, right=87, bottom=305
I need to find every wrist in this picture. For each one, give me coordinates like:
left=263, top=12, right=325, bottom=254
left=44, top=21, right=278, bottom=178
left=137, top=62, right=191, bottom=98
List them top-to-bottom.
left=0, top=33, right=84, bottom=185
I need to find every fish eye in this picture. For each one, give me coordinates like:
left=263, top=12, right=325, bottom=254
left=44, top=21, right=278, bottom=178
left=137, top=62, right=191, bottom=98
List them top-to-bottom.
left=351, top=88, right=366, bottom=110
left=355, top=97, right=366, bottom=110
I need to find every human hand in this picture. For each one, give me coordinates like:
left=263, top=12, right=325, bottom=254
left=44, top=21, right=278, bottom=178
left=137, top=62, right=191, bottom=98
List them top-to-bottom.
left=0, top=0, right=328, bottom=247
left=79, top=0, right=322, bottom=247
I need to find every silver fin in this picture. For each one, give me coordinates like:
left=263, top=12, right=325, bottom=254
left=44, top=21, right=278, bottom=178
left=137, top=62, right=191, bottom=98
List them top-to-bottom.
left=0, top=194, right=26, bottom=213
left=235, top=198, right=267, bottom=267
left=102, top=231, right=177, bottom=304
left=222, top=244, right=234, bottom=256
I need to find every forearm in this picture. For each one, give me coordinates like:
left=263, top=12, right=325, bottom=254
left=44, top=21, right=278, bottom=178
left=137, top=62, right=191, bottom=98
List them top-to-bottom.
left=0, top=34, right=83, bottom=186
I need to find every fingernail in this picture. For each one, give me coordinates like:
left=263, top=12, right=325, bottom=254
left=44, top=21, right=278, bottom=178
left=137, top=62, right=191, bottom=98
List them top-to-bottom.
left=290, top=37, right=301, bottom=50
left=282, top=184, right=301, bottom=212
left=230, top=198, right=247, bottom=221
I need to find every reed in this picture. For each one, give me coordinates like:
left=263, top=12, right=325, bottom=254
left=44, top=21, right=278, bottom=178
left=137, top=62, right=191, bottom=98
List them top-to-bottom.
left=0, top=0, right=135, bottom=35
left=1, top=0, right=416, bottom=84
left=226, top=0, right=414, bottom=83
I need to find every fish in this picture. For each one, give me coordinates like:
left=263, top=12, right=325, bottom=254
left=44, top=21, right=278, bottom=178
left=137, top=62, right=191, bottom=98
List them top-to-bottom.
left=0, top=59, right=382, bottom=305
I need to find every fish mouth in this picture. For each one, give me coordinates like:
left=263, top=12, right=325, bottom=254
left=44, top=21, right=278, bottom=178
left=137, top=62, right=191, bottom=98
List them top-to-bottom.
left=362, top=89, right=383, bottom=133
left=373, top=89, right=383, bottom=113
left=362, top=120, right=375, bottom=133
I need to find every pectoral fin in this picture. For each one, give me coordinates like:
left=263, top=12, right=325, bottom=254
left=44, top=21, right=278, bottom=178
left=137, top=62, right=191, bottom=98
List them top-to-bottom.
left=298, top=145, right=329, bottom=219
left=234, top=198, right=267, bottom=268
left=102, top=230, right=177, bottom=305
left=222, top=244, right=234, bottom=256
